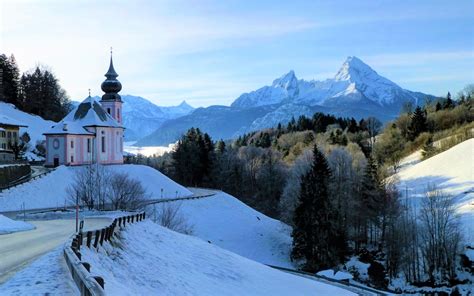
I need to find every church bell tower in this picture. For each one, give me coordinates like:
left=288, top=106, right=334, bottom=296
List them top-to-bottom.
left=100, top=49, right=123, bottom=124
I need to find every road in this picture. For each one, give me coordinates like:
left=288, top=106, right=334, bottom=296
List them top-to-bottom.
left=0, top=218, right=111, bottom=284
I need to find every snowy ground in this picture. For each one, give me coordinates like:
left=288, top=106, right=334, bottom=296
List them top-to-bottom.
left=395, top=139, right=474, bottom=244
left=124, top=141, right=175, bottom=157
left=0, top=164, right=192, bottom=212
left=150, top=190, right=294, bottom=268
left=0, top=215, right=34, bottom=235
left=81, top=220, right=356, bottom=296
left=0, top=247, right=78, bottom=295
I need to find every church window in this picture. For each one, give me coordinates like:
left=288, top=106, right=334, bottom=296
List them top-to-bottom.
left=107, top=108, right=111, bottom=114
left=102, top=136, right=106, bottom=153
left=87, top=138, right=91, bottom=153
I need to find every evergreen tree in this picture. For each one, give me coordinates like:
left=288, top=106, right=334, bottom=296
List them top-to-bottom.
left=0, top=54, right=20, bottom=105
left=19, top=66, right=71, bottom=121
left=443, top=92, right=454, bottom=109
left=435, top=102, right=442, bottom=111
left=408, top=106, right=427, bottom=140
left=216, top=139, right=226, bottom=154
left=291, top=145, right=339, bottom=271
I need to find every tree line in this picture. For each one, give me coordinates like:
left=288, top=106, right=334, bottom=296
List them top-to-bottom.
left=0, top=53, right=72, bottom=121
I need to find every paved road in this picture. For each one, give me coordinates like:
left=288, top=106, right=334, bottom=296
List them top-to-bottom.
left=0, top=218, right=111, bottom=284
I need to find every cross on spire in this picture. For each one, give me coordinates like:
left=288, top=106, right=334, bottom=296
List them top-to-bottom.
left=110, top=46, right=113, bottom=57
left=88, top=88, right=91, bottom=97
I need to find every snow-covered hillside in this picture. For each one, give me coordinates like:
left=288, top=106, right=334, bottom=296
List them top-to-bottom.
left=0, top=102, right=54, bottom=158
left=396, top=139, right=474, bottom=243
left=0, top=164, right=192, bottom=212
left=160, top=191, right=293, bottom=268
left=81, top=220, right=355, bottom=296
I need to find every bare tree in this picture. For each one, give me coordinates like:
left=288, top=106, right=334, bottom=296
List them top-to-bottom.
left=366, top=117, right=382, bottom=148
left=67, top=164, right=107, bottom=209
left=108, top=172, right=148, bottom=210
left=419, top=186, right=461, bottom=284
left=152, top=202, right=193, bottom=234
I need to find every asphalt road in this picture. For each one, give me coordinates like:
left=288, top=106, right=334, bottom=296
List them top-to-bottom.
left=0, top=218, right=111, bottom=284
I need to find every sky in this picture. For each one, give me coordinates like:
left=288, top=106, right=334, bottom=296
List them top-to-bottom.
left=1, top=0, right=473, bottom=107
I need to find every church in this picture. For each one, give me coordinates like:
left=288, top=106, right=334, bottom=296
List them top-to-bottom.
left=44, top=54, right=124, bottom=167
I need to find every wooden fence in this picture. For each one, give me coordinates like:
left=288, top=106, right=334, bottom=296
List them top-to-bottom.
left=63, top=212, right=146, bottom=296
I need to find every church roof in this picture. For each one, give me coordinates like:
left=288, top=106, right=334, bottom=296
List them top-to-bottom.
left=44, top=96, right=122, bottom=135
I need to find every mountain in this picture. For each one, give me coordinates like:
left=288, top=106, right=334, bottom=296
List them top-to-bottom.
left=137, top=56, right=435, bottom=146
left=74, top=95, right=195, bottom=141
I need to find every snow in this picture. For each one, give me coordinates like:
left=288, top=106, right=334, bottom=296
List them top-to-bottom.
left=231, top=56, right=425, bottom=110
left=0, top=101, right=55, bottom=149
left=395, top=139, right=474, bottom=243
left=0, top=164, right=192, bottom=212
left=157, top=191, right=294, bottom=268
left=0, top=215, right=34, bottom=235
left=81, top=220, right=356, bottom=296
left=0, top=247, right=78, bottom=295
left=345, top=257, right=370, bottom=282
left=317, top=269, right=354, bottom=281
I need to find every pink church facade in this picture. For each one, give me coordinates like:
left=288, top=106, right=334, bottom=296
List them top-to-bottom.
left=44, top=55, right=125, bottom=167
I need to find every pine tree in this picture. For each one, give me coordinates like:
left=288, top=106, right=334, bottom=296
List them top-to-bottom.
left=0, top=54, right=20, bottom=105
left=444, top=92, right=454, bottom=109
left=408, top=106, right=427, bottom=140
left=291, top=144, right=339, bottom=271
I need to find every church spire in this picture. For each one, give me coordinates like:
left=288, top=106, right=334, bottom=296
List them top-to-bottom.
left=101, top=48, right=122, bottom=101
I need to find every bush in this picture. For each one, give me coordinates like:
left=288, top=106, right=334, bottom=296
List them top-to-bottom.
left=368, top=261, right=387, bottom=288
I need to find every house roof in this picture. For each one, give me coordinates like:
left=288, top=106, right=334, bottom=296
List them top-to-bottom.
left=44, top=96, right=123, bottom=135
left=0, top=114, right=28, bottom=128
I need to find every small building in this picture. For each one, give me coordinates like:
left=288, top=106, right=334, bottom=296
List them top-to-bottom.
left=44, top=54, right=124, bottom=167
left=0, top=115, right=27, bottom=163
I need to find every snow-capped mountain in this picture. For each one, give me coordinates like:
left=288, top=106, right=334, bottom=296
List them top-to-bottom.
left=137, top=56, right=435, bottom=146
left=233, top=56, right=425, bottom=109
left=74, top=95, right=195, bottom=141
left=121, top=95, right=194, bottom=140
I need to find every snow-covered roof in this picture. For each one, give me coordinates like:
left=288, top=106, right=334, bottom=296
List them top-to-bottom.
left=44, top=96, right=122, bottom=135
left=0, top=114, right=28, bottom=127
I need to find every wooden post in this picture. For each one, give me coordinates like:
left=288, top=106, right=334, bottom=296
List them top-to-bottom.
left=100, top=229, right=105, bottom=245
left=94, top=230, right=100, bottom=248
left=86, top=231, right=92, bottom=248
left=82, top=262, right=91, bottom=272
left=94, top=276, right=105, bottom=289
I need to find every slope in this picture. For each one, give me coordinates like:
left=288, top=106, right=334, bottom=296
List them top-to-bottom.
left=0, top=102, right=55, bottom=159
left=395, top=139, right=474, bottom=243
left=0, top=164, right=192, bottom=212
left=158, top=191, right=293, bottom=268
left=81, top=220, right=356, bottom=296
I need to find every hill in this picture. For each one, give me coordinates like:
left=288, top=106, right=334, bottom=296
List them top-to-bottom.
left=395, top=138, right=474, bottom=243
left=0, top=164, right=192, bottom=212
left=81, top=220, right=355, bottom=295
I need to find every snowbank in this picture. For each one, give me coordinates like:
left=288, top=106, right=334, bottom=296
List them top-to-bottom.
left=395, top=139, right=474, bottom=243
left=0, top=164, right=192, bottom=212
left=159, top=191, right=294, bottom=268
left=0, top=215, right=34, bottom=235
left=82, top=220, right=356, bottom=296
left=317, top=269, right=353, bottom=281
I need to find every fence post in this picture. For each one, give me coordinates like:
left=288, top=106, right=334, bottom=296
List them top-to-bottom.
left=143, top=212, right=146, bottom=220
left=100, top=229, right=105, bottom=245
left=94, top=230, right=100, bottom=248
left=86, top=231, right=92, bottom=248
left=82, top=262, right=91, bottom=272
left=94, top=276, right=105, bottom=289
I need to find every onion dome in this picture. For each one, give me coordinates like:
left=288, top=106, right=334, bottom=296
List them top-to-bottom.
left=101, top=50, right=122, bottom=101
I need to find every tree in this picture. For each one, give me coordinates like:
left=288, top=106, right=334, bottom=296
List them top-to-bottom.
left=0, top=54, right=20, bottom=105
left=19, top=66, right=71, bottom=121
left=443, top=92, right=454, bottom=109
left=408, top=106, right=427, bottom=140
left=365, top=117, right=382, bottom=148
left=421, top=135, right=436, bottom=159
left=291, top=144, right=340, bottom=271
left=108, top=172, right=147, bottom=210
left=419, top=186, right=461, bottom=284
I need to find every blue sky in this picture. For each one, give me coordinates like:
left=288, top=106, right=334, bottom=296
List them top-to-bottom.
left=1, top=0, right=473, bottom=107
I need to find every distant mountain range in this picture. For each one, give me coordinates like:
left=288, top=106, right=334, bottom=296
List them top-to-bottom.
left=136, top=56, right=436, bottom=146
left=73, top=96, right=195, bottom=141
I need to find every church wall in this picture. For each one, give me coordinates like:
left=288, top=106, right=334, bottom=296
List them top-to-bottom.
left=45, top=135, right=67, bottom=166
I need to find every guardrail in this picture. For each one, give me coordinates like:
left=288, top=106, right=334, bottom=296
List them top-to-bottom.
left=63, top=212, right=146, bottom=296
